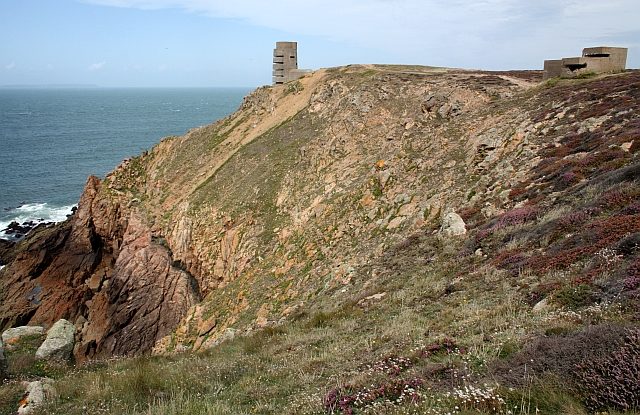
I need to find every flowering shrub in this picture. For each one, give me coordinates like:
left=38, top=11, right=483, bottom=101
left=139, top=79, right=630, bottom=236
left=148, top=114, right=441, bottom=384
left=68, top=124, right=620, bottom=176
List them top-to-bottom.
left=520, top=81, right=638, bottom=200
left=540, top=144, right=571, bottom=158
left=577, top=148, right=628, bottom=176
left=558, top=171, right=583, bottom=188
left=508, top=181, right=531, bottom=200
left=597, top=186, right=640, bottom=211
left=622, top=202, right=640, bottom=215
left=458, top=206, right=481, bottom=222
left=476, top=207, right=539, bottom=241
left=497, top=207, right=539, bottom=227
left=557, top=210, right=593, bottom=230
left=528, top=214, right=640, bottom=272
left=476, top=227, right=497, bottom=242
left=492, top=249, right=527, bottom=276
left=623, top=258, right=640, bottom=291
left=623, top=276, right=640, bottom=291
left=552, top=284, right=598, bottom=309
left=491, top=324, right=628, bottom=383
left=574, top=328, right=640, bottom=412
left=415, top=338, right=459, bottom=358
left=323, top=339, right=461, bottom=413
left=363, top=355, right=413, bottom=376
left=323, top=378, right=424, bottom=414
left=449, top=384, right=506, bottom=414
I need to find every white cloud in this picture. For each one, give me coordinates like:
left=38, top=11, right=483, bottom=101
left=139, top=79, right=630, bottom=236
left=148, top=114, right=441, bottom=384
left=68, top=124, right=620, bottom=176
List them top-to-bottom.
left=79, top=0, right=640, bottom=69
left=5, top=61, right=16, bottom=70
left=88, top=61, right=107, bottom=71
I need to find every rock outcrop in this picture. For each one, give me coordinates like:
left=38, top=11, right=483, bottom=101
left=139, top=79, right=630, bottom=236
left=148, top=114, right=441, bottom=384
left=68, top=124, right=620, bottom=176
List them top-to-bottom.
left=0, top=176, right=200, bottom=360
left=440, top=212, right=467, bottom=236
left=0, top=238, right=15, bottom=265
left=35, top=319, right=75, bottom=361
left=2, top=326, right=44, bottom=349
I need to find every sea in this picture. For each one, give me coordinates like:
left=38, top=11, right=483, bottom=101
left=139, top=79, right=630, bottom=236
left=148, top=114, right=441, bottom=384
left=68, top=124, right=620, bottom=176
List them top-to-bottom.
left=0, top=87, right=251, bottom=241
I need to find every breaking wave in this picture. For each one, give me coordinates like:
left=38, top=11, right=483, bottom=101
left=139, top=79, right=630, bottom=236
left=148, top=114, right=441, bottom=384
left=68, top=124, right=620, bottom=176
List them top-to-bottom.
left=0, top=203, right=76, bottom=240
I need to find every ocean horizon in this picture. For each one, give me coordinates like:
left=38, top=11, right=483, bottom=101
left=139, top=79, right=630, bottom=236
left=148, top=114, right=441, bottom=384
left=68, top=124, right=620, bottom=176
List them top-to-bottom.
left=0, top=86, right=251, bottom=240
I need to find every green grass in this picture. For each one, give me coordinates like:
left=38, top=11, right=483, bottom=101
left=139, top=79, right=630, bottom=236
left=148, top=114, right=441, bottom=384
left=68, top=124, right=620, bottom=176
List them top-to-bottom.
left=284, top=80, right=304, bottom=95
left=189, top=109, right=318, bottom=248
left=4, top=236, right=627, bottom=415
left=4, top=333, right=70, bottom=379
left=0, top=381, right=23, bottom=415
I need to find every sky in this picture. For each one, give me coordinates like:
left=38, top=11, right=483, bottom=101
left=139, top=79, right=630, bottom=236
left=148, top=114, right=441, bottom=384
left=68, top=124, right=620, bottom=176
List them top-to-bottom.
left=1, top=0, right=639, bottom=87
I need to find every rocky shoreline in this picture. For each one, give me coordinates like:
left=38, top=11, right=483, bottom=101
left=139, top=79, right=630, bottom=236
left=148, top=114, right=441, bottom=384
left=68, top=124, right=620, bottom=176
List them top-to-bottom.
left=0, top=206, right=77, bottom=259
left=2, top=221, right=54, bottom=239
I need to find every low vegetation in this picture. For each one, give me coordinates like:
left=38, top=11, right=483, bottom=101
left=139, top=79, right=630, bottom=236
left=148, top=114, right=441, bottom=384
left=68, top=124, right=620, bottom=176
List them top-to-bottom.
left=3, top=235, right=638, bottom=414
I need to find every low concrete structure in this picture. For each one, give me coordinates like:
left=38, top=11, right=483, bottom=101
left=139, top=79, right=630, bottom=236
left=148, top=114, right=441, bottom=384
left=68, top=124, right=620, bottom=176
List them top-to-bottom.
left=272, top=42, right=311, bottom=85
left=543, top=46, right=628, bottom=80
left=543, top=59, right=563, bottom=80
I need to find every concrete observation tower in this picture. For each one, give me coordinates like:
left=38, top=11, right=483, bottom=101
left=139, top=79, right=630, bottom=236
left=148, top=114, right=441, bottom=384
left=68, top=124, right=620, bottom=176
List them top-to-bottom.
left=272, top=42, right=310, bottom=85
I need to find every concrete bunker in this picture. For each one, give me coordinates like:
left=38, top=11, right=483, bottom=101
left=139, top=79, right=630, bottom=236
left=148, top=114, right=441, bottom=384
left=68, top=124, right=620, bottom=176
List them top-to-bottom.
left=543, top=46, right=628, bottom=80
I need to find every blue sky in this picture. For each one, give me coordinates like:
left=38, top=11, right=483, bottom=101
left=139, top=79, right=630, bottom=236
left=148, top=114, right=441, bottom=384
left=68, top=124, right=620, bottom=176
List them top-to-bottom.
left=1, top=0, right=639, bottom=87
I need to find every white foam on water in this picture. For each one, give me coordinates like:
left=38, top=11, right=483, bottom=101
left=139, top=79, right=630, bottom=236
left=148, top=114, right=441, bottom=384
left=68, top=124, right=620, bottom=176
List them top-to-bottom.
left=0, top=203, right=76, bottom=239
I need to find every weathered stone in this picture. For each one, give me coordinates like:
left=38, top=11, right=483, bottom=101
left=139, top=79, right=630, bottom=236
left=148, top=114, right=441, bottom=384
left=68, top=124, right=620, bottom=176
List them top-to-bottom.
left=438, top=103, right=452, bottom=118
left=378, top=170, right=392, bottom=189
left=440, top=212, right=467, bottom=236
left=387, top=216, right=405, bottom=230
left=86, top=271, right=104, bottom=291
left=358, top=292, right=387, bottom=307
left=532, top=298, right=550, bottom=314
left=74, top=315, right=88, bottom=332
left=198, top=317, right=217, bottom=337
left=35, top=319, right=75, bottom=361
left=2, top=326, right=44, bottom=347
left=219, top=328, right=237, bottom=343
left=17, top=379, right=55, bottom=415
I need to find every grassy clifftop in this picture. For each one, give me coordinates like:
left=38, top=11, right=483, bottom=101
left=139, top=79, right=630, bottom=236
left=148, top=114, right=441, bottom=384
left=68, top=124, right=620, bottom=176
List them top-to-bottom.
left=1, top=65, right=639, bottom=414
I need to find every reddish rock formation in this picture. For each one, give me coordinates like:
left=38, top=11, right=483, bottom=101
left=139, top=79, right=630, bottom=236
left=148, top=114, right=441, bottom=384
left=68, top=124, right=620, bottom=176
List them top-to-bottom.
left=0, top=176, right=200, bottom=360
left=0, top=238, right=15, bottom=265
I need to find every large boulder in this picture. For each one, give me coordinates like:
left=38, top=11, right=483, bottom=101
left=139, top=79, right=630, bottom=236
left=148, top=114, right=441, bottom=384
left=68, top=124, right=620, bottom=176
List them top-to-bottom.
left=440, top=212, right=467, bottom=236
left=35, top=319, right=75, bottom=361
left=2, top=326, right=44, bottom=349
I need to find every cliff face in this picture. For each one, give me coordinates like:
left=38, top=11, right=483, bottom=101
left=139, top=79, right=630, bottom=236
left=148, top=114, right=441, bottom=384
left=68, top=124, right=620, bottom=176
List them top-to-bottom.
left=0, top=65, right=638, bottom=361
left=0, top=176, right=199, bottom=358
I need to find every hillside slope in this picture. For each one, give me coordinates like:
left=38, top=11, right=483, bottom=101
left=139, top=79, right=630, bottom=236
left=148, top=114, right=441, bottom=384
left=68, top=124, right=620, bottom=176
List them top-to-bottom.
left=0, top=65, right=639, bottom=414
